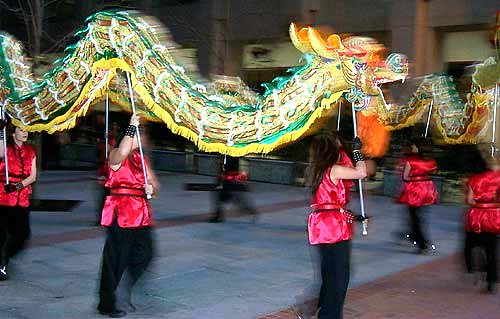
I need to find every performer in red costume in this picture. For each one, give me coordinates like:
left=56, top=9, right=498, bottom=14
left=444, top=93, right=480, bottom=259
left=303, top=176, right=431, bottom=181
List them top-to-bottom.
left=97, top=114, right=159, bottom=318
left=0, top=121, right=37, bottom=281
left=307, top=133, right=367, bottom=319
left=398, top=139, right=438, bottom=253
left=464, top=154, right=500, bottom=294
left=209, top=155, right=258, bottom=223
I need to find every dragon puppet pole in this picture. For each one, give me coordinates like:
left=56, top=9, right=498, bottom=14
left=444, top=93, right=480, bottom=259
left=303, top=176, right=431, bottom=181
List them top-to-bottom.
left=125, top=72, right=151, bottom=200
left=492, top=84, right=499, bottom=157
left=105, top=93, right=109, bottom=159
left=424, top=100, right=434, bottom=138
left=337, top=101, right=342, bottom=131
left=351, top=103, right=368, bottom=236
left=1, top=107, right=8, bottom=184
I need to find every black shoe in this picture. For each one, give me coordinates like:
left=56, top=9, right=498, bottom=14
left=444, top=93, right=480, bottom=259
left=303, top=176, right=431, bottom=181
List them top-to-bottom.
left=208, top=215, right=224, bottom=223
left=0, top=265, right=8, bottom=281
left=487, top=282, right=497, bottom=294
left=125, top=302, right=136, bottom=313
left=97, top=306, right=127, bottom=318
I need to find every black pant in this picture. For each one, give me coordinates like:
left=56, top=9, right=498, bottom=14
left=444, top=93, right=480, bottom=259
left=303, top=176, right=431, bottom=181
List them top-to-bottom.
left=212, top=181, right=257, bottom=219
left=0, top=205, right=31, bottom=266
left=409, top=206, right=429, bottom=250
left=98, top=223, right=154, bottom=310
left=464, top=231, right=497, bottom=284
left=317, top=240, right=351, bottom=319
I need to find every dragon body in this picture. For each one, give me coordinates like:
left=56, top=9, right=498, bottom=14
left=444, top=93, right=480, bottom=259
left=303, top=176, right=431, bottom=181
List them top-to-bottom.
left=0, top=10, right=407, bottom=156
left=366, top=72, right=498, bottom=144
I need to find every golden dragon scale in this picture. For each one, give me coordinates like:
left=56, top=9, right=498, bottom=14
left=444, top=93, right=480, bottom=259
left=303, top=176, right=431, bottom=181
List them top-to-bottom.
left=0, top=10, right=408, bottom=156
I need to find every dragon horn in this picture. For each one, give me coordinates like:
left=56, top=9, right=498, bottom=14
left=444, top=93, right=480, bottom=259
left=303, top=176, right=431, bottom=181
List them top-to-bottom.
left=289, top=23, right=314, bottom=54
left=307, top=27, right=341, bottom=60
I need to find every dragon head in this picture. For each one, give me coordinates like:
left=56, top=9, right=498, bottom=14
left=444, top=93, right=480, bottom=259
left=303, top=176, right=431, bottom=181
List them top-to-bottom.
left=289, top=23, right=408, bottom=108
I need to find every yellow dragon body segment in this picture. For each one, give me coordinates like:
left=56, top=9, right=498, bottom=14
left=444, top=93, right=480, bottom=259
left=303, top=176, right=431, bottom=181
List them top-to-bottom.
left=0, top=11, right=408, bottom=156
left=365, top=71, right=498, bottom=144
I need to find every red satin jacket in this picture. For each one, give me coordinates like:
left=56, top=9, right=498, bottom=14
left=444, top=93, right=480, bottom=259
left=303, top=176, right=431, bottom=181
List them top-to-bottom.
left=0, top=143, right=36, bottom=208
left=101, top=150, right=153, bottom=228
left=308, top=150, right=355, bottom=245
left=398, top=155, right=438, bottom=207
left=465, top=170, right=500, bottom=233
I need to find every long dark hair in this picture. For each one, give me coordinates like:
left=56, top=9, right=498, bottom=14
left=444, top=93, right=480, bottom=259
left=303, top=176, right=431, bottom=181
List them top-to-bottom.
left=5, top=124, right=18, bottom=146
left=307, top=132, right=342, bottom=195
left=410, top=137, right=432, bottom=157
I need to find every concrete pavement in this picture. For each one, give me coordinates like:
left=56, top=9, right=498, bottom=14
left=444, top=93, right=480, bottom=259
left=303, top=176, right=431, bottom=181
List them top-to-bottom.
left=0, top=170, right=489, bottom=319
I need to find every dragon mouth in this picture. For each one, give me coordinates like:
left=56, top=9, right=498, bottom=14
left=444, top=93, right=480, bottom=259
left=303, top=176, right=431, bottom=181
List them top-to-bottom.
left=376, top=75, right=407, bottom=85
